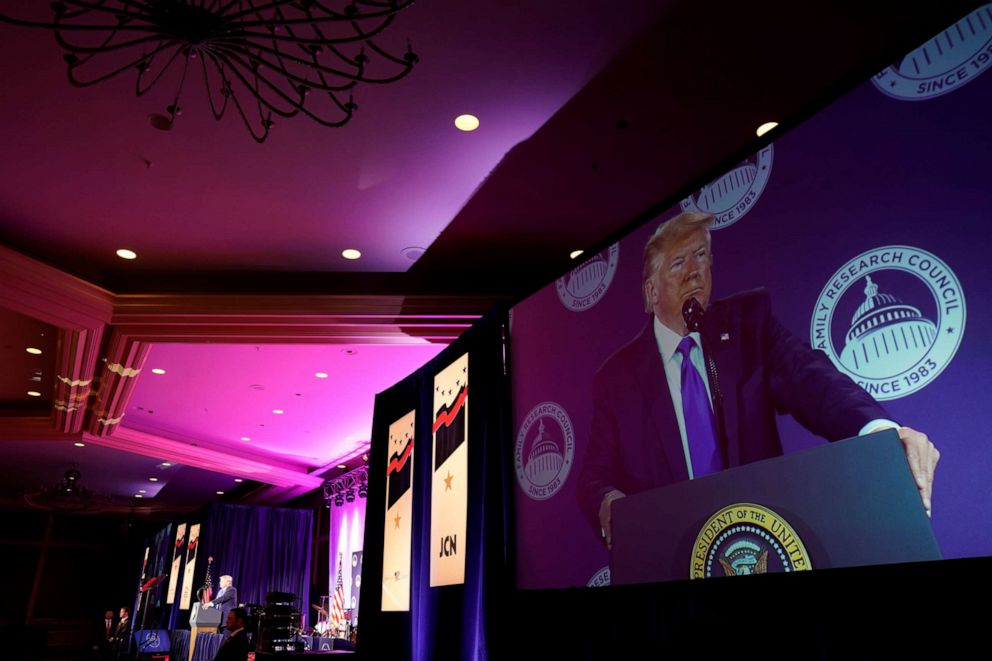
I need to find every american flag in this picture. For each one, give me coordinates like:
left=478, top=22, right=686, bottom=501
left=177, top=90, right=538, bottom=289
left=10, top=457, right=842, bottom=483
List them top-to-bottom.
left=330, top=553, right=345, bottom=632
left=202, top=556, right=214, bottom=604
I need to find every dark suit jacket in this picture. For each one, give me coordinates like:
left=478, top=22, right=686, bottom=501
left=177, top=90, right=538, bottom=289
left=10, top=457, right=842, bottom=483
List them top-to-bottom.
left=576, top=288, right=888, bottom=530
left=212, top=586, right=238, bottom=621
left=213, top=629, right=250, bottom=661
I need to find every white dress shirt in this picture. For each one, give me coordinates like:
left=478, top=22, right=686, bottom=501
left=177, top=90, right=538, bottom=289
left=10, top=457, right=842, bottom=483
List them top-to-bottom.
left=652, top=316, right=898, bottom=480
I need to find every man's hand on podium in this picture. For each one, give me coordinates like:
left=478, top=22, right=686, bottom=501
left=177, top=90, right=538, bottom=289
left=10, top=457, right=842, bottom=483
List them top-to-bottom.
left=898, top=426, right=939, bottom=517
left=599, top=489, right=625, bottom=550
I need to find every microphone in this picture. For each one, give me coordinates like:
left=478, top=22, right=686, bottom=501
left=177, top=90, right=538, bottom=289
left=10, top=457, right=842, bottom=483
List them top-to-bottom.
left=681, top=296, right=727, bottom=455
left=682, top=297, right=705, bottom=332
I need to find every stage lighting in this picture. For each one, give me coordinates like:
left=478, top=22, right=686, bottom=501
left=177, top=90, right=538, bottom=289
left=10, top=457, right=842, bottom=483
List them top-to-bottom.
left=358, top=484, right=368, bottom=499
left=345, top=489, right=355, bottom=503
left=334, top=495, right=344, bottom=507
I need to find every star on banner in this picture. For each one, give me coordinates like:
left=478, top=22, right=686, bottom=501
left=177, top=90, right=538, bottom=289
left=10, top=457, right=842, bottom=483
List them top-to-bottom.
left=444, top=471, right=454, bottom=491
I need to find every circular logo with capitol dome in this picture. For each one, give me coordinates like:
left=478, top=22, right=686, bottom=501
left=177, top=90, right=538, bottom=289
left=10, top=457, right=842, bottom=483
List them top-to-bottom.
left=873, top=5, right=992, bottom=101
left=680, top=145, right=773, bottom=230
left=556, top=244, right=619, bottom=311
left=810, top=246, right=965, bottom=401
left=515, top=402, right=574, bottom=500
left=586, top=566, right=611, bottom=588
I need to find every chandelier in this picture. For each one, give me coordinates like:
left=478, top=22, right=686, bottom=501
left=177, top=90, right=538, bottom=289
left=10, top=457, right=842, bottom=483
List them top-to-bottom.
left=0, top=0, right=419, bottom=142
left=22, top=465, right=125, bottom=514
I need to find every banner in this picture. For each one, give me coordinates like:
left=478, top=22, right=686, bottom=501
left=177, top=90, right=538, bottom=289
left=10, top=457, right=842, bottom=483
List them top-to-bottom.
left=430, top=353, right=469, bottom=586
left=382, top=409, right=415, bottom=610
left=166, top=523, right=186, bottom=605
left=179, top=523, right=201, bottom=610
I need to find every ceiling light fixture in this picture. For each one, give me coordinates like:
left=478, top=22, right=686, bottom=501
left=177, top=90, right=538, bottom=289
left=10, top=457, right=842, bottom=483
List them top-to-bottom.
left=0, top=1, right=419, bottom=144
left=454, top=114, right=480, bottom=131
left=756, top=121, right=779, bottom=137
left=116, top=249, right=138, bottom=260
left=342, top=249, right=362, bottom=260
left=570, top=250, right=584, bottom=260
left=26, top=347, right=42, bottom=355
left=151, top=368, right=166, bottom=375
left=315, top=372, right=329, bottom=379
left=27, top=391, right=42, bottom=397
left=272, top=409, right=284, bottom=415
left=240, top=436, right=251, bottom=442
left=74, top=442, right=86, bottom=448
left=160, top=462, right=172, bottom=467
left=337, top=464, right=348, bottom=470
left=148, top=477, right=159, bottom=482
left=234, top=478, right=243, bottom=483
left=139, top=489, right=147, bottom=494
left=216, top=491, right=225, bottom=496
left=135, top=494, right=144, bottom=498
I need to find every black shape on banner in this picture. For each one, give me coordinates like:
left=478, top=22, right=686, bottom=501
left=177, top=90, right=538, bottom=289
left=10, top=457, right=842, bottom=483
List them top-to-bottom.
left=433, top=385, right=467, bottom=469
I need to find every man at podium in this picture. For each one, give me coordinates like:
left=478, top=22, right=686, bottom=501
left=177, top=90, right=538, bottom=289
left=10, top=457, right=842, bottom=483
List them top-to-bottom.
left=577, top=211, right=939, bottom=548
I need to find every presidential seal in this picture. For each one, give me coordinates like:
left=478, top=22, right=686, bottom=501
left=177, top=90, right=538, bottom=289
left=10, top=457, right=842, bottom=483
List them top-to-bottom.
left=873, top=5, right=992, bottom=101
left=680, top=145, right=773, bottom=230
left=556, top=244, right=619, bottom=311
left=811, top=246, right=965, bottom=401
left=515, top=401, right=574, bottom=500
left=690, top=503, right=811, bottom=579
left=586, top=566, right=611, bottom=588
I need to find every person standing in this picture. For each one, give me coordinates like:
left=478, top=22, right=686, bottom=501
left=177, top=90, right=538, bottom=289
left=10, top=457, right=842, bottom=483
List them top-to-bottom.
left=213, top=608, right=250, bottom=661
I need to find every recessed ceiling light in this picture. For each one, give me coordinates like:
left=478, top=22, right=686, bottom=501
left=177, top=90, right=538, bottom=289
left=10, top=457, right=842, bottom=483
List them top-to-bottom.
left=454, top=114, right=480, bottom=131
left=756, top=121, right=778, bottom=137
left=400, top=246, right=425, bottom=261
left=116, top=248, right=138, bottom=260
left=341, top=248, right=362, bottom=260
left=570, top=250, right=584, bottom=260
left=26, top=347, right=42, bottom=355
left=151, top=368, right=166, bottom=375
left=315, top=372, right=329, bottom=379
left=27, top=391, right=41, bottom=397
left=272, top=409, right=284, bottom=415
left=240, top=436, right=251, bottom=442
left=74, top=442, right=86, bottom=448
left=362, top=454, right=369, bottom=462
left=160, top=462, right=172, bottom=467
left=337, top=464, right=348, bottom=469
left=148, top=477, right=159, bottom=482
left=234, top=478, right=243, bottom=483
left=139, top=489, right=147, bottom=493
left=216, top=491, right=225, bottom=495
left=134, top=494, right=144, bottom=498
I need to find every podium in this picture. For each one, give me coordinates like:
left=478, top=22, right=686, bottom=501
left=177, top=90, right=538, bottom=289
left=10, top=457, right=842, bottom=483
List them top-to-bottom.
left=611, top=430, right=941, bottom=584
left=188, top=604, right=223, bottom=661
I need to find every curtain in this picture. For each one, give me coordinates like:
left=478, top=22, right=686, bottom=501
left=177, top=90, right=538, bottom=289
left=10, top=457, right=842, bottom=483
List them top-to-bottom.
left=201, top=502, right=314, bottom=611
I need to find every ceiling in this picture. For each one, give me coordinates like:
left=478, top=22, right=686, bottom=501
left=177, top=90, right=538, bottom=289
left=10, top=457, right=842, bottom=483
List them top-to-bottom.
left=0, top=0, right=981, bottom=516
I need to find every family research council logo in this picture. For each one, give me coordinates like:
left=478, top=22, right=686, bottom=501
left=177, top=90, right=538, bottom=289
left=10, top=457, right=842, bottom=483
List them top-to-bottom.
left=873, top=4, right=992, bottom=100
left=680, top=145, right=773, bottom=230
left=556, top=244, right=619, bottom=311
left=810, top=246, right=965, bottom=401
left=515, top=402, right=574, bottom=500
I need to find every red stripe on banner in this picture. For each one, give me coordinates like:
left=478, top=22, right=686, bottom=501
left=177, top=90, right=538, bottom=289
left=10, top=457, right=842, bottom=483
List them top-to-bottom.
left=432, top=386, right=468, bottom=433
left=386, top=440, right=414, bottom=475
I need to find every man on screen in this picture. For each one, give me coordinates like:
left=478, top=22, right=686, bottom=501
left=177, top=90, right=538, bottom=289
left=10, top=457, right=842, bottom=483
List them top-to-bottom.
left=576, top=211, right=939, bottom=548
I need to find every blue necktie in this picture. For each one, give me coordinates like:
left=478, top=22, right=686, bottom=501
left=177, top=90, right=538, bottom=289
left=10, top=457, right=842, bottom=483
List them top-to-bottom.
left=676, top=336, right=723, bottom=477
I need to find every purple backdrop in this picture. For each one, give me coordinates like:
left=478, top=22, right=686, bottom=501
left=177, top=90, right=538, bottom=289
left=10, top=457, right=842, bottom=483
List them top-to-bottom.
left=511, top=12, right=992, bottom=589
